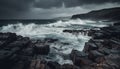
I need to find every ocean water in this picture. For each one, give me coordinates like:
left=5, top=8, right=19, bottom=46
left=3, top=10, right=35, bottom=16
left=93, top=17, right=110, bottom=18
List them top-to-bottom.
left=0, top=19, right=113, bottom=64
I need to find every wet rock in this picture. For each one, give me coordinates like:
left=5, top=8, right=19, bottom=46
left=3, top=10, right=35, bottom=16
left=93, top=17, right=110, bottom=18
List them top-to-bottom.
left=114, top=22, right=120, bottom=26
left=101, top=26, right=120, bottom=38
left=63, top=29, right=89, bottom=35
left=88, top=29, right=97, bottom=36
left=63, top=30, right=73, bottom=33
left=0, top=32, right=17, bottom=41
left=92, top=32, right=107, bottom=39
left=44, top=38, right=58, bottom=43
left=109, top=39, right=120, bottom=49
left=6, top=40, right=30, bottom=50
left=0, top=41, right=8, bottom=49
left=61, top=42, right=70, bottom=45
left=83, top=42, right=98, bottom=53
left=34, top=44, right=50, bottom=55
left=21, top=48, right=34, bottom=56
left=98, top=48, right=111, bottom=55
left=0, top=50, right=17, bottom=69
left=70, top=50, right=93, bottom=67
left=70, top=50, right=87, bottom=60
left=88, top=50, right=104, bottom=61
left=110, top=50, right=120, bottom=54
left=105, top=54, right=120, bottom=69
left=95, top=57, right=106, bottom=64
left=29, top=59, right=50, bottom=69
left=47, top=61, right=60, bottom=69
left=61, top=64, right=80, bottom=69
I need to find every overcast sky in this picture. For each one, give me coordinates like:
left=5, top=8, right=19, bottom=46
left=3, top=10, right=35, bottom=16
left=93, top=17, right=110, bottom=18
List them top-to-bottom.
left=0, top=0, right=120, bottom=19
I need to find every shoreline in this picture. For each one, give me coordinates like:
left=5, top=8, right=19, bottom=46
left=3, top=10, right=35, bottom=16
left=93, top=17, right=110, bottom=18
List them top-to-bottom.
left=0, top=22, right=120, bottom=69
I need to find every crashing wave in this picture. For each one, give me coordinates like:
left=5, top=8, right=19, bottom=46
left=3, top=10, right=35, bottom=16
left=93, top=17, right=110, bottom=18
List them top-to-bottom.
left=0, top=19, right=110, bottom=64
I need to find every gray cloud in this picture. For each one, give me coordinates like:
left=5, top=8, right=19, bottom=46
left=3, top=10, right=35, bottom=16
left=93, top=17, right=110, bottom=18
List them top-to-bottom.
left=0, top=0, right=120, bottom=19
left=0, top=0, right=34, bottom=19
left=34, top=0, right=120, bottom=8
left=34, top=0, right=62, bottom=8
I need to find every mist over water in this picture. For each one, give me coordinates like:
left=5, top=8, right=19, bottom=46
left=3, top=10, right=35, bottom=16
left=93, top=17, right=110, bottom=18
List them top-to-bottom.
left=0, top=19, right=111, bottom=64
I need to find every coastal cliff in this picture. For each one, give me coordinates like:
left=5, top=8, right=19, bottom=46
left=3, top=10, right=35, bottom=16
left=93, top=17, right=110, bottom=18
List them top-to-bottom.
left=72, top=7, right=120, bottom=21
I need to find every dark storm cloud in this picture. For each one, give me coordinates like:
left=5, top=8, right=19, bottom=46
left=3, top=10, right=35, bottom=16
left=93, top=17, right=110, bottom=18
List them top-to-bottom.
left=0, top=0, right=120, bottom=19
left=0, top=0, right=34, bottom=19
left=0, top=0, right=34, bottom=11
left=34, top=0, right=120, bottom=8
left=34, top=0, right=63, bottom=8
left=64, top=0, right=120, bottom=7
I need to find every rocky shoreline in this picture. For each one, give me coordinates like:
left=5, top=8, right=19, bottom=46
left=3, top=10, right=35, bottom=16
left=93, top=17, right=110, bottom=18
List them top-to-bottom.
left=71, top=7, right=120, bottom=21
left=0, top=22, right=120, bottom=69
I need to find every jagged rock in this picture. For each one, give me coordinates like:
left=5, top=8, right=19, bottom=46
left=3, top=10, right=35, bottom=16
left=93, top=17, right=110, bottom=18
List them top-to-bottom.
left=114, top=22, right=120, bottom=26
left=101, top=26, right=120, bottom=38
left=63, top=29, right=89, bottom=35
left=88, top=29, right=97, bottom=36
left=63, top=30, right=74, bottom=33
left=63, top=30, right=82, bottom=33
left=0, top=32, right=17, bottom=40
left=92, top=32, right=107, bottom=39
left=0, top=33, right=17, bottom=49
left=44, top=38, right=58, bottom=43
left=109, top=39, right=120, bottom=49
left=6, top=40, right=30, bottom=50
left=0, top=41, right=8, bottom=49
left=83, top=42, right=98, bottom=53
left=33, top=44, right=50, bottom=55
left=21, top=48, right=34, bottom=56
left=98, top=48, right=111, bottom=55
left=0, top=50, right=18, bottom=69
left=70, top=50, right=92, bottom=67
left=70, top=50, right=87, bottom=60
left=88, top=50, right=104, bottom=61
left=110, top=50, right=120, bottom=54
left=105, top=54, right=120, bottom=69
left=29, top=59, right=50, bottom=69
left=47, top=61, right=60, bottom=69
left=61, top=64, right=80, bottom=69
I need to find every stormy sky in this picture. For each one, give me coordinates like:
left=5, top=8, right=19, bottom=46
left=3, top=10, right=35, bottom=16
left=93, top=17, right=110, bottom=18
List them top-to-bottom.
left=0, top=0, right=120, bottom=19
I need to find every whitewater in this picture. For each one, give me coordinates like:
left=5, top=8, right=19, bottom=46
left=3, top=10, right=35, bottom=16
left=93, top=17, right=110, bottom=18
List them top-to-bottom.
left=0, top=19, right=112, bottom=64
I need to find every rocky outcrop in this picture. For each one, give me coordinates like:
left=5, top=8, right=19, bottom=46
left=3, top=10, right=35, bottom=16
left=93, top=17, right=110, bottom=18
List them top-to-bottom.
left=72, top=7, right=120, bottom=21
left=0, top=22, right=120, bottom=69
left=69, top=25, right=120, bottom=69
left=0, top=33, right=52, bottom=69
left=0, top=33, right=32, bottom=69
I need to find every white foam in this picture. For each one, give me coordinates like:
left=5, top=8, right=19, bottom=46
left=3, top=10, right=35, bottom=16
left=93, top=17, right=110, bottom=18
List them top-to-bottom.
left=0, top=19, right=109, bottom=64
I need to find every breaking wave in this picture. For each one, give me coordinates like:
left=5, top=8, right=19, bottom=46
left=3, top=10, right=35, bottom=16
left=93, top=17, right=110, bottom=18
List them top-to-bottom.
left=0, top=19, right=109, bottom=64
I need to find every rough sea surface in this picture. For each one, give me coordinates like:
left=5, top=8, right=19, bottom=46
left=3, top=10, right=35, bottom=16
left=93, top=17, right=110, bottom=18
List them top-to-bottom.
left=0, top=19, right=113, bottom=64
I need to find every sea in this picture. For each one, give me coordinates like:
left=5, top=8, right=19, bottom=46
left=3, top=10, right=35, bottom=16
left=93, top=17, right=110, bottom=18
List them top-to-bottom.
left=0, top=19, right=113, bottom=64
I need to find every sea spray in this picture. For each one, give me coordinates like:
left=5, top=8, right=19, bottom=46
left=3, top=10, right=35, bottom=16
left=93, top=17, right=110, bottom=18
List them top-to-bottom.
left=0, top=19, right=109, bottom=64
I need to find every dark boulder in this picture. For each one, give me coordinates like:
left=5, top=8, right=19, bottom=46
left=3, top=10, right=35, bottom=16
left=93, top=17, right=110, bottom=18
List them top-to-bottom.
left=114, top=22, right=120, bottom=26
left=0, top=32, right=17, bottom=41
left=92, top=32, right=107, bottom=39
left=44, top=38, right=58, bottom=43
left=83, top=42, right=98, bottom=53
left=34, top=44, right=50, bottom=55
left=98, top=48, right=111, bottom=55
left=0, top=50, right=18, bottom=69
left=70, top=50, right=92, bottom=67
left=88, top=50, right=104, bottom=61
left=29, top=59, right=50, bottom=69
left=47, top=61, right=60, bottom=69
left=61, top=64, right=80, bottom=69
